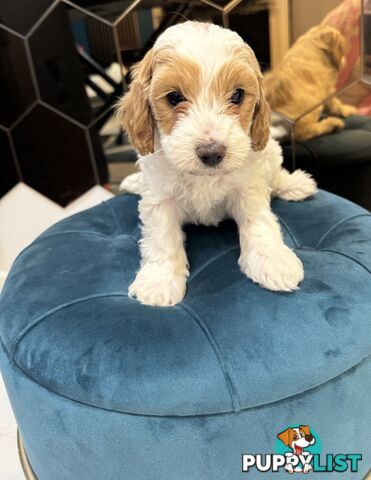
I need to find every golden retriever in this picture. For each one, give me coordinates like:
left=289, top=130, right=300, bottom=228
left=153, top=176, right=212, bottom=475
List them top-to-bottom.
left=264, top=26, right=356, bottom=142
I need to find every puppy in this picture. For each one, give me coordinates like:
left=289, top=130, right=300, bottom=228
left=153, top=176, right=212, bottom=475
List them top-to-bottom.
left=118, top=21, right=317, bottom=307
left=264, top=26, right=356, bottom=142
left=277, top=426, right=316, bottom=473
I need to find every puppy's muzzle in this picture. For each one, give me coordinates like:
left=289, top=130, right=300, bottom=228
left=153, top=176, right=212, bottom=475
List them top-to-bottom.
left=196, top=142, right=226, bottom=167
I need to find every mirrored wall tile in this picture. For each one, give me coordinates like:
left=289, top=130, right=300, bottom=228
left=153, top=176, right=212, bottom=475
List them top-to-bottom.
left=0, top=0, right=54, bottom=35
left=65, top=0, right=142, bottom=24
left=199, top=0, right=231, bottom=7
left=113, top=1, right=268, bottom=79
left=114, top=1, right=221, bottom=71
left=115, top=1, right=173, bottom=68
left=28, top=3, right=93, bottom=125
left=66, top=6, right=124, bottom=125
left=228, top=6, right=270, bottom=68
left=0, top=27, right=36, bottom=128
left=12, top=104, right=96, bottom=206
left=89, top=125, right=109, bottom=184
left=0, top=130, right=19, bottom=197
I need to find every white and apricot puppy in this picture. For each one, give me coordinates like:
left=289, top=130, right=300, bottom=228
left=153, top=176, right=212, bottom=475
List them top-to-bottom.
left=118, top=21, right=317, bottom=307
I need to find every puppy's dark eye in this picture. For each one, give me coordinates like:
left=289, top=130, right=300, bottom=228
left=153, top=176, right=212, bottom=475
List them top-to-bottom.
left=230, top=88, right=245, bottom=105
left=167, top=91, right=185, bottom=107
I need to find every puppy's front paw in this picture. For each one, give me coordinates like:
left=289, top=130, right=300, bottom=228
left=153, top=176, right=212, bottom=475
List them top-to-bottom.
left=239, top=245, right=304, bottom=292
left=129, top=263, right=187, bottom=306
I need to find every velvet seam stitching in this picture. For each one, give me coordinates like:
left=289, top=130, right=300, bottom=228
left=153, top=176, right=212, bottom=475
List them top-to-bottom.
left=103, top=200, right=122, bottom=234
left=316, top=213, right=371, bottom=248
left=277, top=217, right=300, bottom=247
left=7, top=232, right=138, bottom=270
left=188, top=245, right=239, bottom=282
left=318, top=248, right=371, bottom=275
left=9, top=293, right=131, bottom=358
left=179, top=302, right=241, bottom=412
left=1, top=334, right=370, bottom=418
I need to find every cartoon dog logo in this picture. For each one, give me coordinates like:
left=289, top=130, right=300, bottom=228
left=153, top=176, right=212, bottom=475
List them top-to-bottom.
left=277, top=425, right=316, bottom=473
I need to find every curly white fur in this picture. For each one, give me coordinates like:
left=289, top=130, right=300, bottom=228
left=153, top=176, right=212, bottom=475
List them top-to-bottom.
left=119, top=22, right=317, bottom=306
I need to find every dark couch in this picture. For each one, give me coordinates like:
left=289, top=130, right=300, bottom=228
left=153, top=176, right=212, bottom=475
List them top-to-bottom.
left=282, top=115, right=371, bottom=210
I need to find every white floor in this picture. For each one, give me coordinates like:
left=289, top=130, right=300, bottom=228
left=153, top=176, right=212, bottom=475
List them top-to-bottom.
left=0, top=183, right=115, bottom=479
left=1, top=270, right=23, bottom=479
left=0, top=373, right=24, bottom=479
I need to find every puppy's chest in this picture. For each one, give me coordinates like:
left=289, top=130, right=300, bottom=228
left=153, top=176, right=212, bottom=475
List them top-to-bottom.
left=178, top=178, right=230, bottom=226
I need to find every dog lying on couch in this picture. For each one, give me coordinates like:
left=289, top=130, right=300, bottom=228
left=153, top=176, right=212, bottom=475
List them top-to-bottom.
left=118, top=21, right=317, bottom=307
left=264, top=25, right=356, bottom=142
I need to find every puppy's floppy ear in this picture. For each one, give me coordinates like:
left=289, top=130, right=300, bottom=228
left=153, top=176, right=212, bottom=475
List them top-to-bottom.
left=243, top=44, right=271, bottom=151
left=117, top=49, right=154, bottom=155
left=251, top=73, right=271, bottom=152
left=299, top=425, right=311, bottom=436
left=277, top=428, right=293, bottom=446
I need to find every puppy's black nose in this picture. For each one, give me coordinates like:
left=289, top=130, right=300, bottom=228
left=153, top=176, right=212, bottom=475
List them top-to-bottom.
left=196, top=142, right=226, bottom=167
left=305, top=435, right=314, bottom=442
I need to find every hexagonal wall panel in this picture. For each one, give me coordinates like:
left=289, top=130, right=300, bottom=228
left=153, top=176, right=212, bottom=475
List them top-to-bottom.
left=0, top=0, right=54, bottom=35
left=61, top=0, right=276, bottom=92
left=65, top=0, right=145, bottom=24
left=113, top=1, right=269, bottom=75
left=114, top=1, right=199, bottom=69
left=28, top=3, right=93, bottom=125
left=66, top=3, right=124, bottom=127
left=225, top=4, right=271, bottom=68
left=0, top=26, right=36, bottom=128
left=12, top=104, right=96, bottom=205
left=0, top=129, right=19, bottom=197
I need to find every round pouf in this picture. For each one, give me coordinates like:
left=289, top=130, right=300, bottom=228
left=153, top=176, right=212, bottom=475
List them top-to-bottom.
left=0, top=190, right=370, bottom=480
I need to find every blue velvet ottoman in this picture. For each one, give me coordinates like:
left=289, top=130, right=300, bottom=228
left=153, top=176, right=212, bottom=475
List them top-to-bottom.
left=0, top=190, right=370, bottom=479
